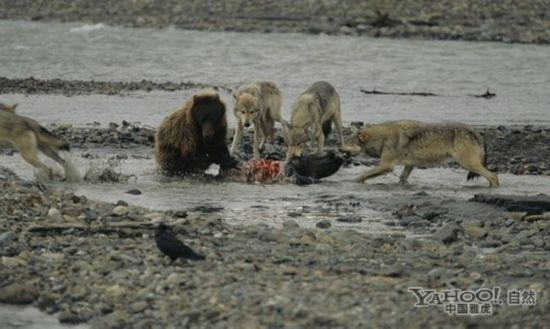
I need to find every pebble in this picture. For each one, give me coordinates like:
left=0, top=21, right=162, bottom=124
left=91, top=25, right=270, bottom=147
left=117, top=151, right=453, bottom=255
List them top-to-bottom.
left=125, top=189, right=142, bottom=195
left=112, top=205, right=130, bottom=216
left=47, top=208, right=62, bottom=220
left=336, top=216, right=362, bottom=223
left=282, top=220, right=300, bottom=229
left=316, top=220, right=331, bottom=229
left=433, top=222, right=461, bottom=244
left=463, top=224, right=488, bottom=239
left=0, top=230, right=16, bottom=246
left=0, top=283, right=40, bottom=304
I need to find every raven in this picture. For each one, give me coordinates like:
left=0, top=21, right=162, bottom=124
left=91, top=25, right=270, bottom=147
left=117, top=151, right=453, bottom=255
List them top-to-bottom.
left=155, top=223, right=205, bottom=263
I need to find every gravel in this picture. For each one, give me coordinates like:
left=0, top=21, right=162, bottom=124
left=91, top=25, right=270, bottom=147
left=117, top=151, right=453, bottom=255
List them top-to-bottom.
left=1, top=166, right=549, bottom=327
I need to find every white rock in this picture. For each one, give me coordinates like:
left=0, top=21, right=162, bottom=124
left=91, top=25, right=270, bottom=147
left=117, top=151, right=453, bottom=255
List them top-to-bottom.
left=112, top=205, right=129, bottom=216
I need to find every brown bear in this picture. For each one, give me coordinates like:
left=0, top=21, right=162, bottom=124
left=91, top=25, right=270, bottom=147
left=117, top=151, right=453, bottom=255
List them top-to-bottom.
left=155, top=91, right=238, bottom=176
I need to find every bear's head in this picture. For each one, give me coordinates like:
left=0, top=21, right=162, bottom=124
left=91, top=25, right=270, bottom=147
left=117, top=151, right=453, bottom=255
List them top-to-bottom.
left=191, top=92, right=227, bottom=144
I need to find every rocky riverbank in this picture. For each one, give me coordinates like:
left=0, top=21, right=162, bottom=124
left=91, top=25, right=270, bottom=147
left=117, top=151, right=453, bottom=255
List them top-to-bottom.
left=1, top=0, right=549, bottom=44
left=0, top=77, right=229, bottom=96
left=0, top=166, right=549, bottom=327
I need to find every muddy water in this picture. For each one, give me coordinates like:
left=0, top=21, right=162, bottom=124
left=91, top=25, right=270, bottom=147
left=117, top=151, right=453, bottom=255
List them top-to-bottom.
left=2, top=20, right=550, bottom=126
left=1, top=148, right=550, bottom=235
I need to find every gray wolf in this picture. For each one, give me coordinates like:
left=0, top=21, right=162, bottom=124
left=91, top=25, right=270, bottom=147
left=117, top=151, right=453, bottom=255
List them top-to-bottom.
left=230, top=81, right=288, bottom=159
left=286, top=81, right=344, bottom=159
left=154, top=91, right=238, bottom=176
left=0, top=106, right=80, bottom=181
left=345, top=120, right=499, bottom=187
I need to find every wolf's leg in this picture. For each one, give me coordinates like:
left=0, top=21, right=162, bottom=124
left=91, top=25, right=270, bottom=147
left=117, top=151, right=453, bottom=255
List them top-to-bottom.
left=333, top=114, right=345, bottom=147
left=259, top=116, right=274, bottom=150
left=230, top=122, right=244, bottom=156
left=252, top=124, right=261, bottom=159
left=14, top=132, right=53, bottom=178
left=316, top=132, right=325, bottom=154
left=456, top=156, right=499, bottom=187
left=356, top=160, right=395, bottom=183
left=462, top=163, right=499, bottom=187
left=399, top=165, right=414, bottom=184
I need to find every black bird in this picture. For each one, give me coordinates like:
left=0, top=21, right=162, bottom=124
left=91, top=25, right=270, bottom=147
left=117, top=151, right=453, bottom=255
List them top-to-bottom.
left=155, top=223, right=205, bottom=263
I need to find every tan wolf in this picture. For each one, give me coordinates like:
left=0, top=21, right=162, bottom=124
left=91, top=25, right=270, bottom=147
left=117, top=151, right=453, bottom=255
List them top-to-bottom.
left=230, top=81, right=288, bottom=159
left=286, top=81, right=344, bottom=159
left=0, top=105, right=80, bottom=181
left=345, top=120, right=499, bottom=187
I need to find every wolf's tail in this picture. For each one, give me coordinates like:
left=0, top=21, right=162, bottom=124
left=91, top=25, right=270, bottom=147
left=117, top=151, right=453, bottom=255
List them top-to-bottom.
left=36, top=126, right=70, bottom=151
left=466, top=133, right=487, bottom=181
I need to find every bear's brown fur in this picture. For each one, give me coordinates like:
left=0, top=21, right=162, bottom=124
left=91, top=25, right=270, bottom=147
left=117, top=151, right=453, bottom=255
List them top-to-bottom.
left=155, top=91, right=237, bottom=176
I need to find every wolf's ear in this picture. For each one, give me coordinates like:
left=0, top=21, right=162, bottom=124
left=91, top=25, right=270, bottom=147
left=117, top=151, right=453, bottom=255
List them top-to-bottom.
left=0, top=103, right=17, bottom=112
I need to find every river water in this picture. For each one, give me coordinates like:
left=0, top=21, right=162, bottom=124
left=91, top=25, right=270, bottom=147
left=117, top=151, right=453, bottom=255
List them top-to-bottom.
left=1, top=20, right=550, bottom=328
left=1, top=20, right=550, bottom=126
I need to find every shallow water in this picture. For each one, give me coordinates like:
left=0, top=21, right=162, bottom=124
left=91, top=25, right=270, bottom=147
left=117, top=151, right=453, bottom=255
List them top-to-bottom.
left=1, top=20, right=550, bottom=126
left=1, top=148, right=550, bottom=235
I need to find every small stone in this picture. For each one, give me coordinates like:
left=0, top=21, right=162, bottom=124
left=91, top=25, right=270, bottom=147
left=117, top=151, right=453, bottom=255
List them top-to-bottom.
left=55, top=122, right=73, bottom=130
left=125, top=189, right=142, bottom=195
left=116, top=200, right=129, bottom=207
left=112, top=205, right=129, bottom=216
left=47, top=208, right=62, bottom=220
left=84, top=210, right=98, bottom=221
left=173, top=210, right=187, bottom=218
left=287, top=212, right=302, bottom=218
left=503, top=212, right=528, bottom=221
left=523, top=213, right=550, bottom=222
left=400, top=215, right=422, bottom=226
left=336, top=216, right=362, bottom=223
left=282, top=220, right=300, bottom=229
left=316, top=220, right=331, bottom=229
left=433, top=222, right=461, bottom=244
left=464, top=225, right=488, bottom=239
left=258, top=229, right=282, bottom=242
left=0, top=231, right=16, bottom=246
left=41, top=252, right=65, bottom=262
left=1, top=256, right=27, bottom=267
left=0, top=283, right=40, bottom=304
left=105, top=284, right=125, bottom=299
left=129, top=301, right=148, bottom=313
left=58, top=312, right=88, bottom=324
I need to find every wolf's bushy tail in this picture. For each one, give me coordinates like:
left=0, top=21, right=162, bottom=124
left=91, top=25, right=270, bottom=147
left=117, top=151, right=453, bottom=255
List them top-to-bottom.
left=37, top=126, right=70, bottom=151
left=466, top=133, right=488, bottom=181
